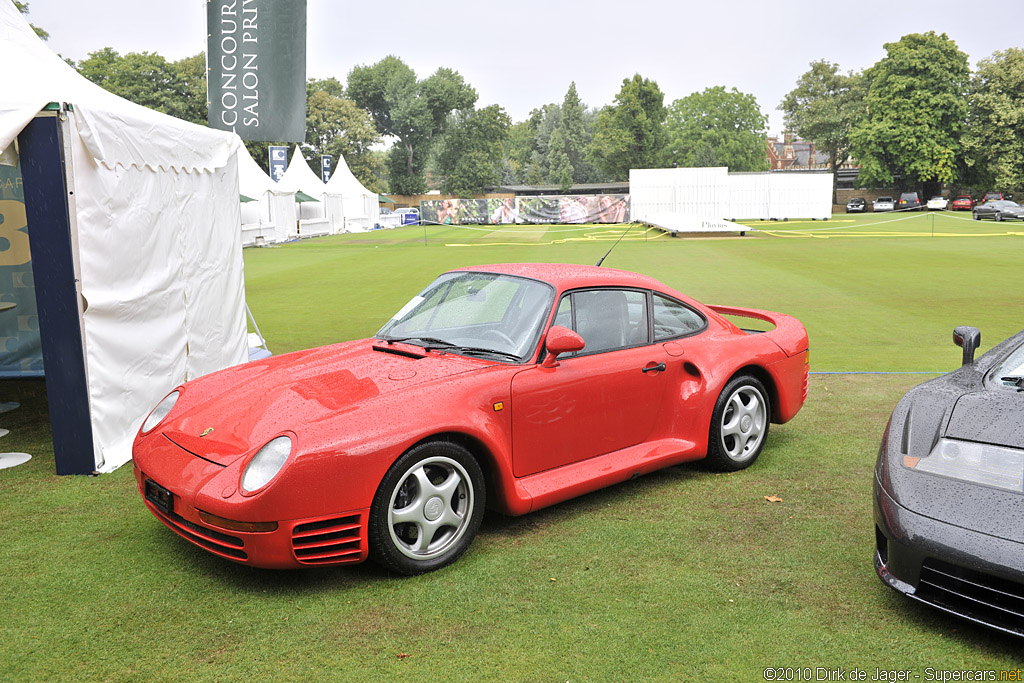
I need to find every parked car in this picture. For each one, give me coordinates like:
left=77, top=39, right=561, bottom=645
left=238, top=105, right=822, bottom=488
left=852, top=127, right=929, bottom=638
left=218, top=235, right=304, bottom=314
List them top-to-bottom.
left=982, top=191, right=1011, bottom=203
left=898, top=192, right=923, bottom=211
left=951, top=195, right=974, bottom=211
left=873, top=196, right=895, bottom=212
left=926, top=196, right=948, bottom=211
left=846, top=198, right=867, bottom=213
left=972, top=200, right=1024, bottom=222
left=133, top=263, right=809, bottom=574
left=875, top=326, right=1024, bottom=638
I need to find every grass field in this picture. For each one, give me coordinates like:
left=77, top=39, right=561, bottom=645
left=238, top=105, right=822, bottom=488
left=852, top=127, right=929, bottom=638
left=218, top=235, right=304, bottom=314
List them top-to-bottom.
left=2, top=210, right=1023, bottom=680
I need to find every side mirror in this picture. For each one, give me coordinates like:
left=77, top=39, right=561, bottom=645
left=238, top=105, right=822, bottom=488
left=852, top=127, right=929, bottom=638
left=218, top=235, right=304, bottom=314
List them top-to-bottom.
left=541, top=325, right=585, bottom=368
left=953, top=326, right=981, bottom=366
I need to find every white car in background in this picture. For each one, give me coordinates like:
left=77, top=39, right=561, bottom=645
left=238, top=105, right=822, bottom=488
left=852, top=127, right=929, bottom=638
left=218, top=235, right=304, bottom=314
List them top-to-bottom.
left=873, top=196, right=895, bottom=212
left=926, top=196, right=948, bottom=211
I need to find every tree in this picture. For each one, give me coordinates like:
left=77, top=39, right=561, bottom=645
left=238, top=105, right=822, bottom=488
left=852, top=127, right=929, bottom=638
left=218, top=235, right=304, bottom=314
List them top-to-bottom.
left=14, top=1, right=48, bottom=40
left=850, top=32, right=970, bottom=190
left=77, top=48, right=206, bottom=124
left=962, top=48, right=1024, bottom=194
left=347, top=56, right=476, bottom=193
left=780, top=61, right=862, bottom=203
left=588, top=74, right=667, bottom=180
left=560, top=82, right=588, bottom=182
left=665, top=86, right=769, bottom=172
left=302, top=88, right=383, bottom=192
left=434, top=105, right=510, bottom=196
left=547, top=127, right=573, bottom=192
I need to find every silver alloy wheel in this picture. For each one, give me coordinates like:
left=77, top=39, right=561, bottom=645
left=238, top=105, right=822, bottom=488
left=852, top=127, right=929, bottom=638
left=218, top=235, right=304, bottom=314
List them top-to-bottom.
left=719, top=385, right=767, bottom=461
left=387, top=456, right=473, bottom=561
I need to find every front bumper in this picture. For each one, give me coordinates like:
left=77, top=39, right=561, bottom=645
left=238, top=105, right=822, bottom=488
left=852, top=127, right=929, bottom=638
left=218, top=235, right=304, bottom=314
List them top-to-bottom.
left=133, top=462, right=369, bottom=570
left=874, top=475, right=1024, bottom=638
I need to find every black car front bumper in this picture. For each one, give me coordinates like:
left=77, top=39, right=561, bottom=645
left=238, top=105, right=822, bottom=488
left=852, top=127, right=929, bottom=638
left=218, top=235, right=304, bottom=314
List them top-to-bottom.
left=874, top=475, right=1024, bottom=638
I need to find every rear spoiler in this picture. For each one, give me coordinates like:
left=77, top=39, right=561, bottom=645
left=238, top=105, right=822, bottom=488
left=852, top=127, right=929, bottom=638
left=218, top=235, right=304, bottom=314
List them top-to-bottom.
left=707, top=305, right=809, bottom=358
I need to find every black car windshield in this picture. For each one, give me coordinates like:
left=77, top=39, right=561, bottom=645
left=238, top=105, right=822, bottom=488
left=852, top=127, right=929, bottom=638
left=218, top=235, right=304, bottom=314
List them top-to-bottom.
left=987, top=200, right=1020, bottom=208
left=377, top=272, right=554, bottom=361
left=990, top=342, right=1024, bottom=390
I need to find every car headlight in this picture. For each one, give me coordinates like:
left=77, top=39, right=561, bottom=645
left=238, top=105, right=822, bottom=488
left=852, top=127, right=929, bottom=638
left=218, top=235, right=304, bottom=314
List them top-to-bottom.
left=141, top=390, right=179, bottom=433
left=241, top=436, right=293, bottom=493
left=905, top=437, right=1024, bottom=492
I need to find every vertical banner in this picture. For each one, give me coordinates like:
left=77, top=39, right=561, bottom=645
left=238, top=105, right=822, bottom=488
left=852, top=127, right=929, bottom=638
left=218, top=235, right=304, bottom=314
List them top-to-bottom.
left=207, top=0, right=307, bottom=142
left=268, top=145, right=288, bottom=182
left=321, top=155, right=332, bottom=183
left=0, top=159, right=43, bottom=377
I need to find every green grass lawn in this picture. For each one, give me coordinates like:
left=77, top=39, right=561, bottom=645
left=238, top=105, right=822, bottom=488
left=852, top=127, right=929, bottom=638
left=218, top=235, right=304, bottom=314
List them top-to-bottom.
left=2, top=211, right=1023, bottom=680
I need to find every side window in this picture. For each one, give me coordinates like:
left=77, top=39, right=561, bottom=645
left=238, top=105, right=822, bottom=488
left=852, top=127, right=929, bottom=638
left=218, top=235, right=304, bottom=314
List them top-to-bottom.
left=574, top=289, right=648, bottom=354
left=652, top=293, right=705, bottom=340
left=553, top=295, right=572, bottom=329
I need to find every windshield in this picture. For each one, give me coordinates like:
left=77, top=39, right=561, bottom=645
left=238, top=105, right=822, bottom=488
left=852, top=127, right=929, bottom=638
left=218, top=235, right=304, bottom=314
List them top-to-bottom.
left=377, top=272, right=554, bottom=362
left=990, top=341, right=1024, bottom=391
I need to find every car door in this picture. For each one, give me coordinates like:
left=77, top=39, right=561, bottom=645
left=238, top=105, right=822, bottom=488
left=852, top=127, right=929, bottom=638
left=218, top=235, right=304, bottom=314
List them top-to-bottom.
left=510, top=288, right=670, bottom=477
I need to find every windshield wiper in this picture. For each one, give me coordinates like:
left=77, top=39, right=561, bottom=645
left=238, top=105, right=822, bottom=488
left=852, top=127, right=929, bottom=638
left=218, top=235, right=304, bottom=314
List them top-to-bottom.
left=382, top=336, right=458, bottom=351
left=452, top=346, right=522, bottom=362
left=1000, top=375, right=1024, bottom=392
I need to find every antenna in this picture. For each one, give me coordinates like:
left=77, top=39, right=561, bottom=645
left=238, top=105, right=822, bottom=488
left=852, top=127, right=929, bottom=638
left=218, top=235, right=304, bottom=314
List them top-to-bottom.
left=595, top=223, right=635, bottom=267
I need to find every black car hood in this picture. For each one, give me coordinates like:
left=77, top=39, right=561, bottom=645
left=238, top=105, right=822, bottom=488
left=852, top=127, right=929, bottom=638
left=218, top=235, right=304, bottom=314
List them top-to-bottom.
left=877, top=330, right=1024, bottom=543
left=946, top=390, right=1024, bottom=449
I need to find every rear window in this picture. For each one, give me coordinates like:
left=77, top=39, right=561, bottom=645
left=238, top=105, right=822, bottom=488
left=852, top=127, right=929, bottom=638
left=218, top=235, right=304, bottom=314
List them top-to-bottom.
left=900, top=193, right=919, bottom=200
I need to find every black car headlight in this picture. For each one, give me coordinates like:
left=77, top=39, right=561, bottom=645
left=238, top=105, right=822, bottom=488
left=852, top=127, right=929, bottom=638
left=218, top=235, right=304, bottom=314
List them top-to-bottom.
left=141, top=390, right=179, bottom=434
left=241, top=436, right=293, bottom=493
left=905, top=437, right=1024, bottom=493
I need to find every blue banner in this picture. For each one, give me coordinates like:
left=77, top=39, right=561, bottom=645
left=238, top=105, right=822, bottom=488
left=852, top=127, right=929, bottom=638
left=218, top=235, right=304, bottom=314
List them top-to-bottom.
left=268, top=145, right=288, bottom=182
left=321, top=155, right=332, bottom=183
left=0, top=161, right=43, bottom=377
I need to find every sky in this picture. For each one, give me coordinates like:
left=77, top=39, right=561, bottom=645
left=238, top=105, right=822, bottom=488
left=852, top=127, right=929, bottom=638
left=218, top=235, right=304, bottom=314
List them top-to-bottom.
left=23, top=0, right=1024, bottom=137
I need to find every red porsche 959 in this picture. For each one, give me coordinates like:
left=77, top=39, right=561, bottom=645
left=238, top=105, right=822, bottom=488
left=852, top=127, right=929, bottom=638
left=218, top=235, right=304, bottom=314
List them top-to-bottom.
left=133, top=263, right=809, bottom=574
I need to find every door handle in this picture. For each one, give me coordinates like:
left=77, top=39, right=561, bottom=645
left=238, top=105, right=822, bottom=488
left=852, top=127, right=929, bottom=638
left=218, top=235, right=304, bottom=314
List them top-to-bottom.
left=641, top=362, right=667, bottom=373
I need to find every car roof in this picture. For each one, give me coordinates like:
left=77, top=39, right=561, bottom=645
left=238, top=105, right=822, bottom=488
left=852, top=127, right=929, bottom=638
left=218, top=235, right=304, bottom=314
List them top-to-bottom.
left=453, top=262, right=666, bottom=291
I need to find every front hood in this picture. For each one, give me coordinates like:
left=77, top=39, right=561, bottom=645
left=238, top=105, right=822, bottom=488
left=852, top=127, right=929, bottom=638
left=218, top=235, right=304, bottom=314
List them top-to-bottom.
left=157, top=340, right=492, bottom=465
left=945, top=390, right=1024, bottom=449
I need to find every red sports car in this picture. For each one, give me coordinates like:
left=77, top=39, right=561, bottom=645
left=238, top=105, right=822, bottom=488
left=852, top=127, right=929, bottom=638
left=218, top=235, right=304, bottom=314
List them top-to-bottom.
left=951, top=195, right=974, bottom=211
left=133, top=264, right=809, bottom=574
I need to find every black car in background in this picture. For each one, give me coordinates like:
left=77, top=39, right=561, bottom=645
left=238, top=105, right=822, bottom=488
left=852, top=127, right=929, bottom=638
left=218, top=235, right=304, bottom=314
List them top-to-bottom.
left=898, top=192, right=923, bottom=211
left=846, top=197, right=866, bottom=213
left=973, top=200, right=1024, bottom=222
left=875, top=327, right=1024, bottom=638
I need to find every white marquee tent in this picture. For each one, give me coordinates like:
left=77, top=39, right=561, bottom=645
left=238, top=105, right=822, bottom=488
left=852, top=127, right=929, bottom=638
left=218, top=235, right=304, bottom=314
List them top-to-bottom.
left=0, top=3, right=247, bottom=473
left=238, top=145, right=297, bottom=246
left=276, top=146, right=331, bottom=237
left=324, top=152, right=380, bottom=233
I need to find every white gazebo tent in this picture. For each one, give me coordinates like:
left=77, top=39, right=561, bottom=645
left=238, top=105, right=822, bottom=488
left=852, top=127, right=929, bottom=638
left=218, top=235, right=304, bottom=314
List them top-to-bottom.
left=0, top=4, right=247, bottom=474
left=238, top=145, right=297, bottom=246
left=276, top=146, right=330, bottom=238
left=324, top=151, right=380, bottom=232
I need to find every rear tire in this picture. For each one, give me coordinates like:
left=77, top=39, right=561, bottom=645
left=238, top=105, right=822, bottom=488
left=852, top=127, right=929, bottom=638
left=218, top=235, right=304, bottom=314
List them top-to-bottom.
left=706, top=375, right=770, bottom=472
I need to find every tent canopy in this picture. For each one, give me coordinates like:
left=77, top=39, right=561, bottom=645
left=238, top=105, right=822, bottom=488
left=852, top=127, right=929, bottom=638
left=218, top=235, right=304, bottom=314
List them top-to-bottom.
left=0, top=3, right=247, bottom=473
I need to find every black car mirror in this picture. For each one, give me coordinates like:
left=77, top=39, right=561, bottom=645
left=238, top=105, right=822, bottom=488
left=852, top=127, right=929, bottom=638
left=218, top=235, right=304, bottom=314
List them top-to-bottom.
left=953, top=326, right=981, bottom=366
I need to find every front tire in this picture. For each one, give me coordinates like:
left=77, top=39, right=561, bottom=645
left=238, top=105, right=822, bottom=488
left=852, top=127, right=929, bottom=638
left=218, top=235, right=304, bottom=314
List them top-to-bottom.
left=705, top=375, right=770, bottom=471
left=368, top=441, right=485, bottom=575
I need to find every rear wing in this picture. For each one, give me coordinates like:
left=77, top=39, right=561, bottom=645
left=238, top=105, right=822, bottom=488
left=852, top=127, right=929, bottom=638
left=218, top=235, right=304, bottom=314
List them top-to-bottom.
left=708, top=305, right=809, bottom=358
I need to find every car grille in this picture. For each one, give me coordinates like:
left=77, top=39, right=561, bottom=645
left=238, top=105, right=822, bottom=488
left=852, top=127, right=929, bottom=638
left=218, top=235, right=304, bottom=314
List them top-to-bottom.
left=148, top=503, right=247, bottom=560
left=291, top=513, right=366, bottom=564
left=916, top=559, right=1024, bottom=637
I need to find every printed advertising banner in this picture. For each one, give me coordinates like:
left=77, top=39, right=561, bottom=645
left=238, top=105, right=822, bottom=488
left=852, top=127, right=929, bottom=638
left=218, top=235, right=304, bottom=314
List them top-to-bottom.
left=207, top=0, right=307, bottom=142
left=0, top=161, right=42, bottom=377
left=420, top=195, right=630, bottom=225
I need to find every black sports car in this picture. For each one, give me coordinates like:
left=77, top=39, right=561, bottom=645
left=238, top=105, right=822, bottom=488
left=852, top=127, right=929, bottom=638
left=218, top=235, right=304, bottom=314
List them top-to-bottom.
left=972, top=200, right=1024, bottom=222
left=874, top=326, right=1024, bottom=638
